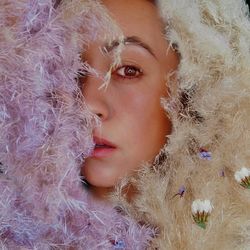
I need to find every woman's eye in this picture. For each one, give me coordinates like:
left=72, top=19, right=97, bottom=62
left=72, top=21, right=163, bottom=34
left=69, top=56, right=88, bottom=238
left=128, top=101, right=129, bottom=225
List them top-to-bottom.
left=115, top=65, right=142, bottom=79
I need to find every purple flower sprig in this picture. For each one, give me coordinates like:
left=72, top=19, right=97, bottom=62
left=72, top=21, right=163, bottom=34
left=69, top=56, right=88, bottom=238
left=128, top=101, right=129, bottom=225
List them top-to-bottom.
left=199, top=149, right=212, bottom=160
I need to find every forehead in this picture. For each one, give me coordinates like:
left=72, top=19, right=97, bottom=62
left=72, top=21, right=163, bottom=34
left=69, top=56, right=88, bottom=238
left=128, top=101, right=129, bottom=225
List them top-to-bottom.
left=101, top=0, right=168, bottom=58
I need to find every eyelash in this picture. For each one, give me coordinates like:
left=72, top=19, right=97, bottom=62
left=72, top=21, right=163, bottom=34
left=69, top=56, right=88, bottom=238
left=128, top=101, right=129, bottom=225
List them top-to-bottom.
left=113, top=65, right=143, bottom=79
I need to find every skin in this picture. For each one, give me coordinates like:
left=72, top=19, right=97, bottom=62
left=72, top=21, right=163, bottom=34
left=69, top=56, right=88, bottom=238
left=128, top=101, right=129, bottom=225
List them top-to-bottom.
left=81, top=0, right=179, bottom=199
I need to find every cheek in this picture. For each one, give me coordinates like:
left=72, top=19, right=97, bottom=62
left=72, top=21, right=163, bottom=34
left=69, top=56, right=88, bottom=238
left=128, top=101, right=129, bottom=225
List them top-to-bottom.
left=117, top=83, right=170, bottom=156
left=117, top=88, right=151, bottom=128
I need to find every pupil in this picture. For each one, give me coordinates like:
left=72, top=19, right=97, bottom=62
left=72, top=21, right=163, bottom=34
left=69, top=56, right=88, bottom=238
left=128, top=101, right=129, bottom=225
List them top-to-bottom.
left=125, top=67, right=136, bottom=76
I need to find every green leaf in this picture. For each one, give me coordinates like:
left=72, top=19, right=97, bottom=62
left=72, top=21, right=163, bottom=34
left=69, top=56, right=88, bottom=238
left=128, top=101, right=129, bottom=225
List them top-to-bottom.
left=197, top=221, right=206, bottom=229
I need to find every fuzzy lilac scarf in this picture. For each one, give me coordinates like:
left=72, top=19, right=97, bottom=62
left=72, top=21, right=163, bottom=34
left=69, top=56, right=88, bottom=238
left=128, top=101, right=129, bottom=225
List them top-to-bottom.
left=0, top=0, right=153, bottom=249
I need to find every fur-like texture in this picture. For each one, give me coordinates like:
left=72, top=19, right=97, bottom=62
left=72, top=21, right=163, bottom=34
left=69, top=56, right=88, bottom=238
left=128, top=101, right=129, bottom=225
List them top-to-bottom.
left=0, top=0, right=153, bottom=249
left=2, top=0, right=250, bottom=249
left=113, top=0, right=250, bottom=249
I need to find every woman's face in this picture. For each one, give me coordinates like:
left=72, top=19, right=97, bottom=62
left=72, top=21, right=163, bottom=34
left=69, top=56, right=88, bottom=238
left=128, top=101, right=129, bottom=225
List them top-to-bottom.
left=81, top=0, right=179, bottom=195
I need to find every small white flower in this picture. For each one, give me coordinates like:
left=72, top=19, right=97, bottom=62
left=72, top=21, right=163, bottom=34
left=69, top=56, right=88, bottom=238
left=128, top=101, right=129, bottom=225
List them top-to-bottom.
left=234, top=167, right=250, bottom=189
left=234, top=167, right=250, bottom=182
left=191, top=199, right=213, bottom=214
left=191, top=199, right=201, bottom=214
left=192, top=199, right=213, bottom=229
left=203, top=200, right=213, bottom=213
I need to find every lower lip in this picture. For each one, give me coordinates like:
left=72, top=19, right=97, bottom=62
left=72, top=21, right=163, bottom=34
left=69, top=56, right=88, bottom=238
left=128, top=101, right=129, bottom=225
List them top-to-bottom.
left=91, top=147, right=116, bottom=158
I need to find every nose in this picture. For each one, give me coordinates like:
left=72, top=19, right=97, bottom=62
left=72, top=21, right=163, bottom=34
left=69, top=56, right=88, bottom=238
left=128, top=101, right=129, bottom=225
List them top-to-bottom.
left=82, top=75, right=109, bottom=121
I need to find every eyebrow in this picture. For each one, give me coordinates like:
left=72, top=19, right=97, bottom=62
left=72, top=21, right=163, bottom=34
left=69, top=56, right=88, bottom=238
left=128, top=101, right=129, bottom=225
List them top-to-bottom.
left=103, top=36, right=157, bottom=59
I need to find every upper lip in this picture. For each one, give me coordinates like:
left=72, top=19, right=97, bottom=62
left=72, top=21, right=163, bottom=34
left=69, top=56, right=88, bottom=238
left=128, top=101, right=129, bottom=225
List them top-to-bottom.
left=93, top=136, right=117, bottom=148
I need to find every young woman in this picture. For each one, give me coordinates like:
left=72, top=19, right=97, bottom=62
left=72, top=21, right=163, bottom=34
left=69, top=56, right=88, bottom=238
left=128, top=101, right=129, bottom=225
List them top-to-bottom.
left=1, top=0, right=250, bottom=249
left=81, top=0, right=179, bottom=199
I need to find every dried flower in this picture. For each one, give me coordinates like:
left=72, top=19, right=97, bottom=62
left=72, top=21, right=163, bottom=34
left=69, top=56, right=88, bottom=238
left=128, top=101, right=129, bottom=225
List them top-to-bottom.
left=199, top=148, right=212, bottom=160
left=234, top=167, right=250, bottom=189
left=219, top=169, right=225, bottom=177
left=171, top=185, right=186, bottom=199
left=178, top=185, right=186, bottom=197
left=192, top=199, right=213, bottom=229
left=114, top=240, right=126, bottom=249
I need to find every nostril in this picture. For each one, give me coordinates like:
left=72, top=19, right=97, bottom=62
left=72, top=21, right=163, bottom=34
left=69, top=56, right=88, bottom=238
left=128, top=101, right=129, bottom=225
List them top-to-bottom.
left=97, top=113, right=103, bottom=119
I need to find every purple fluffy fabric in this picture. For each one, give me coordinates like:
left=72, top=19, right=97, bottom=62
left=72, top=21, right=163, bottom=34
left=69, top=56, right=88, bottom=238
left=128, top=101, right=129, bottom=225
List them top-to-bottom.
left=0, top=0, right=153, bottom=249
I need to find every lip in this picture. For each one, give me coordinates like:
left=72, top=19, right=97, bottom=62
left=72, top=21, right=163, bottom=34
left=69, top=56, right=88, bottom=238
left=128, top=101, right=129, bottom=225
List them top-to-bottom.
left=91, top=136, right=117, bottom=158
left=93, top=136, right=117, bottom=148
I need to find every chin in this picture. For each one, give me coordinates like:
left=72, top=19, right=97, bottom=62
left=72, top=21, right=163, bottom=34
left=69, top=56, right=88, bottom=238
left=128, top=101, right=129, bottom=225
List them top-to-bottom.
left=82, top=162, right=120, bottom=188
left=83, top=170, right=117, bottom=188
left=87, top=179, right=115, bottom=188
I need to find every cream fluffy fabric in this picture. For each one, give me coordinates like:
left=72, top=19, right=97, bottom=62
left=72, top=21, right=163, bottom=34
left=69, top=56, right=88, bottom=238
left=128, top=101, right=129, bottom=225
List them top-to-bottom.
left=114, top=0, right=250, bottom=249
